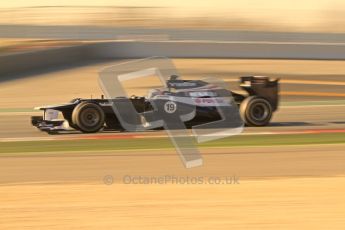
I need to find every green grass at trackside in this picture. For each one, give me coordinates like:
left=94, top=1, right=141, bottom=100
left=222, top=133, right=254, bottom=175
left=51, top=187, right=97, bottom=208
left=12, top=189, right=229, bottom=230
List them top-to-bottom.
left=0, top=133, right=344, bottom=154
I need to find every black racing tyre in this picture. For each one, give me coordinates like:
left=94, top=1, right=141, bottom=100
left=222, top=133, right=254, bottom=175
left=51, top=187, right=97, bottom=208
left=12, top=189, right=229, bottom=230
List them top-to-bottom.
left=240, top=96, right=272, bottom=126
left=72, top=102, right=105, bottom=133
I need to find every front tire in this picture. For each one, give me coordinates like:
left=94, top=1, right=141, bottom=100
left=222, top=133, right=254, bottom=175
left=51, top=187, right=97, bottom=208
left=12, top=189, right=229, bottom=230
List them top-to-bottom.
left=240, top=96, right=272, bottom=126
left=72, top=102, right=105, bottom=133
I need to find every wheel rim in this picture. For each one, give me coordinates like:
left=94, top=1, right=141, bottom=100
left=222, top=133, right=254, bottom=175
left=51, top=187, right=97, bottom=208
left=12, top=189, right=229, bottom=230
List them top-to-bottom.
left=250, top=102, right=269, bottom=121
left=80, top=108, right=101, bottom=127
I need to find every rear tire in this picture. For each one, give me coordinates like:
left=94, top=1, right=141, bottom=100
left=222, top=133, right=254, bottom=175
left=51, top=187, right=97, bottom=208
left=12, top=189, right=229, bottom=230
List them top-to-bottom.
left=240, top=96, right=272, bottom=126
left=72, top=102, right=105, bottom=133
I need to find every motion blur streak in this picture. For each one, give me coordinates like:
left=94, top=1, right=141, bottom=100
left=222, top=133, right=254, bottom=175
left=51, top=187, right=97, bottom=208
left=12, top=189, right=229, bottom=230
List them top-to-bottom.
left=1, top=1, right=345, bottom=229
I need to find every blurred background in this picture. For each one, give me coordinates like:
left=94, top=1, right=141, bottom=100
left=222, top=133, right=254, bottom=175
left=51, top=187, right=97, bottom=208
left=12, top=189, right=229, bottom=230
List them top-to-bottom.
left=1, top=0, right=345, bottom=31
left=1, top=0, right=345, bottom=106
left=2, top=0, right=345, bottom=56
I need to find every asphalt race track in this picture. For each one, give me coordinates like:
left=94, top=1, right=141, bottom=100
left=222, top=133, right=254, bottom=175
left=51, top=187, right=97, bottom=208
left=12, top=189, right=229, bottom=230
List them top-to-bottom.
left=0, top=104, right=345, bottom=139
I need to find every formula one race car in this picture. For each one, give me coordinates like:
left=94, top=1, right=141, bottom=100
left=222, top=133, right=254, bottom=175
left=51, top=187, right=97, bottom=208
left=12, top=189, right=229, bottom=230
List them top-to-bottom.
left=31, top=76, right=279, bottom=134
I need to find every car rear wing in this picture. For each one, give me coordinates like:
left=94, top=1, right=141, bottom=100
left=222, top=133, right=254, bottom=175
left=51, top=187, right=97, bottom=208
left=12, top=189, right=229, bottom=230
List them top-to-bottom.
left=240, top=76, right=279, bottom=111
